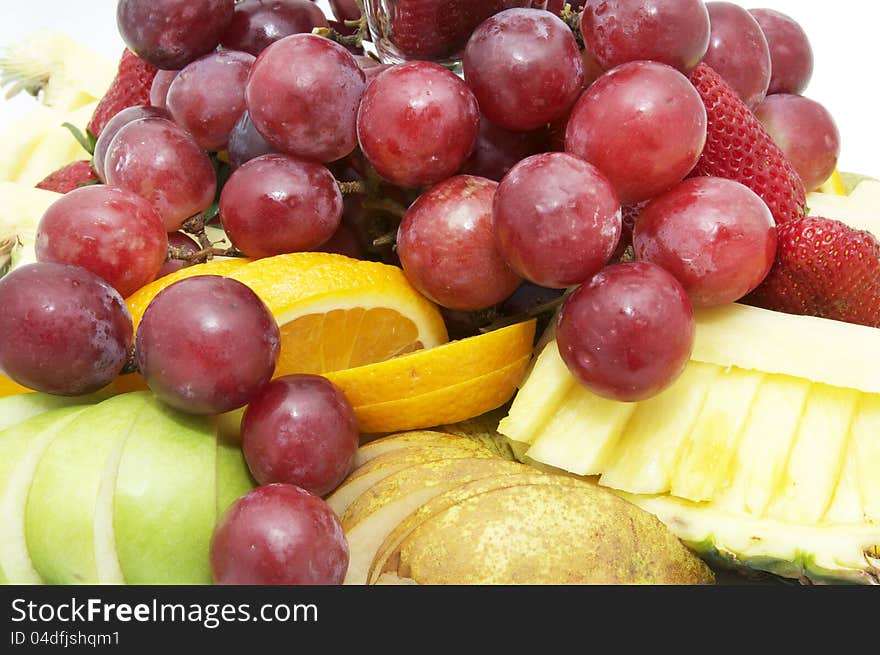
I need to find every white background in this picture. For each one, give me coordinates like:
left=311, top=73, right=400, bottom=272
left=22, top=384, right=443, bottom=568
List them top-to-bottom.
left=1, top=0, right=877, bottom=176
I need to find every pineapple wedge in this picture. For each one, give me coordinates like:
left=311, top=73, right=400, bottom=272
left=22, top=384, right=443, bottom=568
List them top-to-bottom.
left=499, top=303, right=880, bottom=584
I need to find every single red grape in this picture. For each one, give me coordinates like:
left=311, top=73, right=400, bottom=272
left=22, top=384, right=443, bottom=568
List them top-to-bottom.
left=117, top=0, right=235, bottom=70
left=220, top=0, right=329, bottom=56
left=329, top=0, right=360, bottom=23
left=579, top=0, right=710, bottom=73
left=702, top=2, right=771, bottom=108
left=463, top=8, right=584, bottom=131
left=749, top=8, right=813, bottom=96
left=246, top=34, right=367, bottom=163
left=166, top=50, right=255, bottom=151
left=357, top=61, right=480, bottom=188
left=565, top=61, right=706, bottom=205
left=149, top=69, right=179, bottom=109
left=754, top=94, right=840, bottom=192
left=93, top=105, right=170, bottom=181
left=227, top=111, right=277, bottom=169
left=460, top=115, right=548, bottom=182
left=104, top=117, right=217, bottom=231
left=493, top=152, right=621, bottom=288
left=219, top=154, right=343, bottom=258
left=397, top=175, right=522, bottom=311
left=634, top=177, right=777, bottom=307
left=35, top=185, right=168, bottom=298
left=319, top=223, right=364, bottom=260
left=156, top=232, right=201, bottom=279
left=556, top=261, right=695, bottom=402
left=0, top=262, right=133, bottom=396
left=135, top=275, right=280, bottom=414
left=241, top=375, right=359, bottom=496
left=211, top=484, right=349, bottom=585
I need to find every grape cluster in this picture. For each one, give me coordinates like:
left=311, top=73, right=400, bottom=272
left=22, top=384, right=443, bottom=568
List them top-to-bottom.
left=0, top=0, right=844, bottom=585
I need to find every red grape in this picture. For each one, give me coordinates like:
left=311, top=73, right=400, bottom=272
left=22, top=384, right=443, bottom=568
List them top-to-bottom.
left=117, top=0, right=235, bottom=70
left=220, top=0, right=329, bottom=56
left=330, top=0, right=360, bottom=23
left=579, top=0, right=710, bottom=73
left=702, top=2, right=771, bottom=108
left=463, top=8, right=584, bottom=131
left=750, top=9, right=813, bottom=96
left=246, top=34, right=367, bottom=163
left=166, top=50, right=255, bottom=151
left=354, top=55, right=391, bottom=82
left=357, top=61, right=479, bottom=188
left=565, top=61, right=706, bottom=205
left=149, top=69, right=179, bottom=109
left=754, top=94, right=840, bottom=192
left=92, top=105, right=170, bottom=182
left=227, top=111, right=276, bottom=169
left=460, top=115, right=548, bottom=182
left=104, top=117, right=217, bottom=231
left=493, top=152, right=621, bottom=288
left=219, top=154, right=343, bottom=258
left=397, top=175, right=522, bottom=311
left=633, top=177, right=777, bottom=307
left=35, top=185, right=168, bottom=298
left=319, top=223, right=364, bottom=260
left=156, top=232, right=201, bottom=279
left=0, top=262, right=133, bottom=396
left=556, top=262, right=695, bottom=402
left=135, top=275, right=280, bottom=414
left=241, top=375, right=359, bottom=496
left=211, top=484, right=349, bottom=585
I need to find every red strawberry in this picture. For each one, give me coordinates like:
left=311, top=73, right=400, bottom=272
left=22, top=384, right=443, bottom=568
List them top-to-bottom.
left=87, top=50, right=158, bottom=138
left=689, top=63, right=806, bottom=225
left=35, top=160, right=99, bottom=194
left=746, top=215, right=880, bottom=327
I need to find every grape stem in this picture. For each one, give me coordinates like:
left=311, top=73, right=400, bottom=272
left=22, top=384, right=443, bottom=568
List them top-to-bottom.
left=312, top=0, right=369, bottom=51
left=560, top=4, right=585, bottom=49
left=337, top=180, right=367, bottom=195
left=362, top=197, right=407, bottom=219
left=479, top=291, right=570, bottom=334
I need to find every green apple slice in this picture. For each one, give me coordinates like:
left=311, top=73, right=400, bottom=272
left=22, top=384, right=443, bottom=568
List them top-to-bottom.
left=0, top=390, right=106, bottom=432
left=25, top=392, right=151, bottom=584
left=113, top=396, right=217, bottom=585
left=0, top=406, right=88, bottom=583
left=216, top=429, right=255, bottom=520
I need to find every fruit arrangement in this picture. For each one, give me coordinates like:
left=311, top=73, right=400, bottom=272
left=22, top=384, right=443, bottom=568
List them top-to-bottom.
left=0, top=0, right=877, bottom=586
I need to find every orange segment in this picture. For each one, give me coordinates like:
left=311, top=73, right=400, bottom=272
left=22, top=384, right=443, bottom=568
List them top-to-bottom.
left=324, top=321, right=536, bottom=433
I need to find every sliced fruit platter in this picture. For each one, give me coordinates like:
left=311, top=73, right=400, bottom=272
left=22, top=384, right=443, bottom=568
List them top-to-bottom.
left=0, top=0, right=877, bottom=586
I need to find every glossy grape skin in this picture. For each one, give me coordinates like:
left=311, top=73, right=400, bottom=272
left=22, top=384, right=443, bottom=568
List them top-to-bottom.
left=117, top=0, right=235, bottom=70
left=220, top=0, right=328, bottom=56
left=579, top=0, right=710, bottom=73
left=702, top=2, right=771, bottom=108
left=463, top=9, right=584, bottom=132
left=749, top=9, right=813, bottom=95
left=246, top=34, right=367, bottom=163
left=166, top=50, right=255, bottom=151
left=565, top=61, right=706, bottom=205
left=357, top=62, right=480, bottom=188
left=149, top=69, right=179, bottom=109
left=754, top=94, right=840, bottom=192
left=92, top=105, right=170, bottom=181
left=227, top=111, right=276, bottom=169
left=460, top=115, right=548, bottom=182
left=104, top=117, right=217, bottom=231
left=493, top=152, right=622, bottom=288
left=219, top=154, right=343, bottom=258
left=397, top=175, right=522, bottom=311
left=634, top=177, right=777, bottom=307
left=35, top=185, right=168, bottom=298
left=156, top=232, right=201, bottom=279
left=556, top=262, right=695, bottom=402
left=0, top=263, right=133, bottom=396
left=135, top=275, right=280, bottom=414
left=241, top=375, right=359, bottom=496
left=210, top=484, right=348, bottom=585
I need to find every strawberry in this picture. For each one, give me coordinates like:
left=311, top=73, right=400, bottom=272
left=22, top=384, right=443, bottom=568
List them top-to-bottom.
left=87, top=49, right=158, bottom=139
left=688, top=63, right=806, bottom=225
left=35, top=160, right=99, bottom=194
left=746, top=215, right=880, bottom=327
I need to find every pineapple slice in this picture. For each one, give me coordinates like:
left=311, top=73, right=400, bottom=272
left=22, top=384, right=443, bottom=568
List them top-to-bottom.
left=497, top=341, right=574, bottom=449
left=599, top=362, right=720, bottom=495
left=670, top=368, right=765, bottom=503
left=714, top=374, right=812, bottom=517
left=524, top=384, right=635, bottom=476
left=851, top=397, right=880, bottom=522
left=824, top=437, right=864, bottom=525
